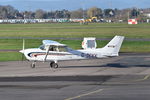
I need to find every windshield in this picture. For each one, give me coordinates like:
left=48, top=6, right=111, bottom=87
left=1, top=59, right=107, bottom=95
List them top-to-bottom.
left=39, top=45, right=45, bottom=50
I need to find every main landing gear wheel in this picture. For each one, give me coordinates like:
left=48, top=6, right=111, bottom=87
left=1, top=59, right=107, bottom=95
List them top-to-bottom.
left=31, top=62, right=35, bottom=68
left=50, top=62, right=58, bottom=69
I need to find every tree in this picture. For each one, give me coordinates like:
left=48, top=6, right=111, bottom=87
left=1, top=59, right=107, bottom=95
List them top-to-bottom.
left=0, top=5, right=18, bottom=19
left=5, top=5, right=19, bottom=19
left=0, top=7, right=7, bottom=19
left=87, top=7, right=102, bottom=18
left=70, top=8, right=84, bottom=19
left=130, top=8, right=139, bottom=18
left=35, top=9, right=46, bottom=19
left=62, top=9, right=70, bottom=19
left=104, top=9, right=115, bottom=17
left=54, top=10, right=63, bottom=18
left=23, top=11, right=35, bottom=19
left=47, top=11, right=55, bottom=19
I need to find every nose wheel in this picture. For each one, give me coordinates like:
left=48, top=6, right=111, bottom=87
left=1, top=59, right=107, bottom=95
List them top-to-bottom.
left=31, top=62, right=36, bottom=68
left=50, top=62, right=58, bottom=69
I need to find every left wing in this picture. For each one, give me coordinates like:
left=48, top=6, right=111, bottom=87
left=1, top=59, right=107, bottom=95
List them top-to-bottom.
left=42, top=40, right=66, bottom=46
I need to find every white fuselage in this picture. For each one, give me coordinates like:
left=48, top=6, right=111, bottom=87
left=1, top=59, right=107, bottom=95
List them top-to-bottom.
left=22, top=47, right=114, bottom=62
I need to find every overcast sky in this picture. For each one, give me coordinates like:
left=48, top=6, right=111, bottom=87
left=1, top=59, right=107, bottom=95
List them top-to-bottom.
left=0, top=0, right=149, bottom=11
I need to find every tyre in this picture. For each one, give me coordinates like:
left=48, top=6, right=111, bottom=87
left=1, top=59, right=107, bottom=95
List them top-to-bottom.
left=50, top=62, right=58, bottom=69
left=31, top=63, right=35, bottom=68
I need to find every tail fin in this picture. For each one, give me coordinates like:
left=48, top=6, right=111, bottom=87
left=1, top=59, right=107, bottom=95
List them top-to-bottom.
left=102, top=36, right=124, bottom=56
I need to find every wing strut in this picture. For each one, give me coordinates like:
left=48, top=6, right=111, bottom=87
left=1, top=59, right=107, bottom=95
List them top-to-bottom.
left=44, top=45, right=50, bottom=62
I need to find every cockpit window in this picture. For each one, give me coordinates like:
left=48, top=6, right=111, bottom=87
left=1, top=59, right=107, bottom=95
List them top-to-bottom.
left=87, top=40, right=95, bottom=48
left=39, top=45, right=68, bottom=52
left=50, top=46, right=57, bottom=51
left=58, top=46, right=68, bottom=52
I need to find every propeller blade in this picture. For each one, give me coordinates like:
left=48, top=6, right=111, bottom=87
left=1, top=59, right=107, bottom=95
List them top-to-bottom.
left=21, top=39, right=25, bottom=61
left=23, top=39, right=25, bottom=50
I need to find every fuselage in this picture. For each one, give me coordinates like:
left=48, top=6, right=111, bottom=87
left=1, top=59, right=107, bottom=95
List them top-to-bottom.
left=20, top=36, right=125, bottom=63
left=21, top=47, right=113, bottom=62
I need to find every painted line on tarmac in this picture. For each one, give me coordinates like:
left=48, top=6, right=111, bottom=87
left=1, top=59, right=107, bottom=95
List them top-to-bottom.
left=131, top=74, right=150, bottom=82
left=137, top=74, right=150, bottom=81
left=144, top=74, right=150, bottom=80
left=122, top=75, right=150, bottom=82
left=64, top=89, right=103, bottom=100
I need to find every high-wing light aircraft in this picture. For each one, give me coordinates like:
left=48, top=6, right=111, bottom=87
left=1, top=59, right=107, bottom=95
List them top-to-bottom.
left=19, top=36, right=124, bottom=68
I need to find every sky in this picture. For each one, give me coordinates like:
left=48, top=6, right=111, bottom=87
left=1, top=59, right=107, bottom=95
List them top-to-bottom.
left=0, top=0, right=149, bottom=11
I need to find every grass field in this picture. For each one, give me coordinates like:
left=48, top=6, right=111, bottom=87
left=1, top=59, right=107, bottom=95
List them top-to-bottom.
left=0, top=23, right=149, bottom=61
left=0, top=23, right=150, bottom=38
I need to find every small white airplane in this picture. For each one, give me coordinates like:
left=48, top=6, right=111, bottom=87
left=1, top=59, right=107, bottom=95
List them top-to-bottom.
left=19, top=36, right=124, bottom=68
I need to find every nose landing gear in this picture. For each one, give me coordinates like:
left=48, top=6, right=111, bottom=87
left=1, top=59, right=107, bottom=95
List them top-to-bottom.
left=31, top=61, right=36, bottom=68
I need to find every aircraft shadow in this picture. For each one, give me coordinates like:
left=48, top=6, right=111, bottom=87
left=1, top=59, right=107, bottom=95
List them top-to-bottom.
left=61, top=63, right=150, bottom=68
left=99, top=63, right=150, bottom=68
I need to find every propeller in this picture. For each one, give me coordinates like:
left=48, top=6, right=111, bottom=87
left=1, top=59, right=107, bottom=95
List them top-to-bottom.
left=20, top=39, right=25, bottom=61
left=23, top=39, right=25, bottom=51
